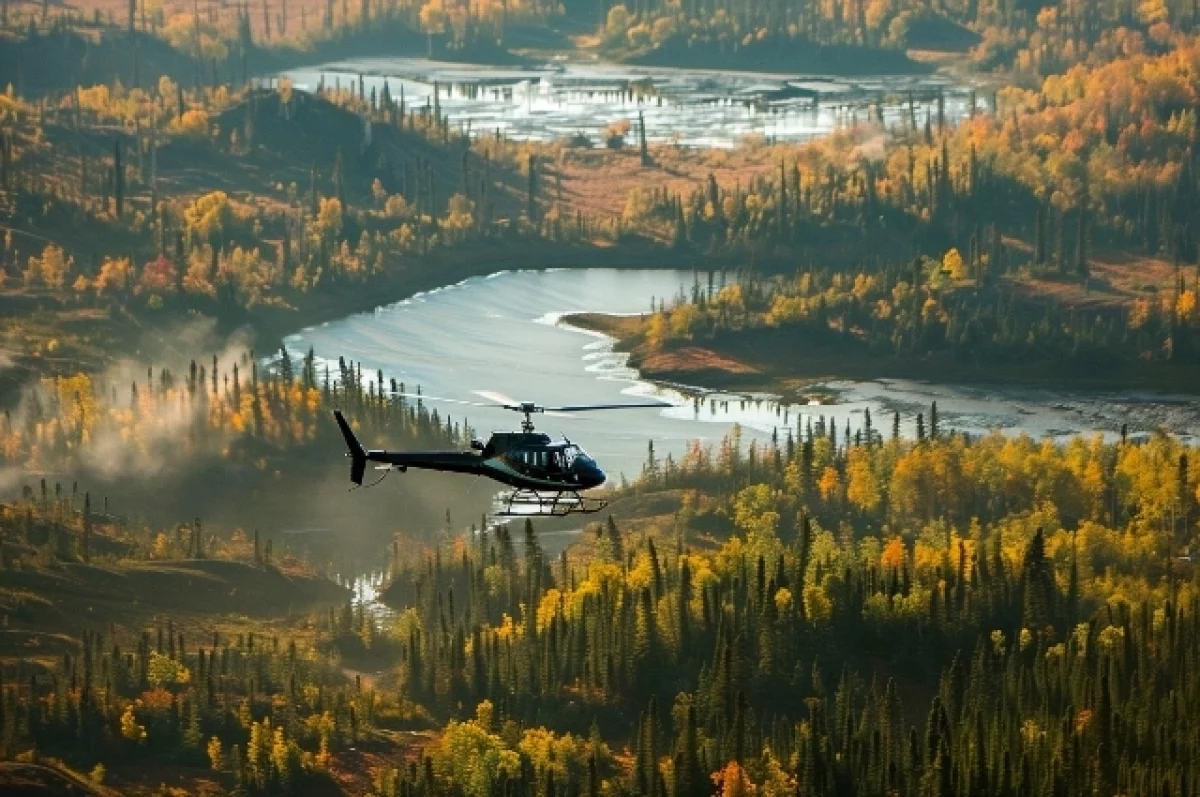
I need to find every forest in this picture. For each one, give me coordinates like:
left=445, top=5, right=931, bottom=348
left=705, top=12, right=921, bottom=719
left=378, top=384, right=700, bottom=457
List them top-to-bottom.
left=1, top=0, right=1199, bottom=792
left=1, top=407, right=1198, bottom=795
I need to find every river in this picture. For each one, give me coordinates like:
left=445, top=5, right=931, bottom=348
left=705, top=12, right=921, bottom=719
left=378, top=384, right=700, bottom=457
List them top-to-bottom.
left=280, top=57, right=979, bottom=148
left=282, top=268, right=1199, bottom=490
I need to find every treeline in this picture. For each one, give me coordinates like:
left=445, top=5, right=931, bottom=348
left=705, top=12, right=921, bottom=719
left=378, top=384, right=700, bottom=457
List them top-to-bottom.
left=0, top=0, right=544, bottom=70
left=595, top=0, right=1200, bottom=76
left=637, top=259, right=1200, bottom=368
left=639, top=412, right=1195, bottom=567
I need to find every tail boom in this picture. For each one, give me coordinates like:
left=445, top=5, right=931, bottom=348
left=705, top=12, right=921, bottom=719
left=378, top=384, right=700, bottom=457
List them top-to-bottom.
left=334, top=411, right=483, bottom=485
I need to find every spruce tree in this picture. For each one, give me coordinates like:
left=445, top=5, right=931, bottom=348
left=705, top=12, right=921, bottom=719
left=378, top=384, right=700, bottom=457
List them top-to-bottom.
left=113, top=140, right=123, bottom=217
left=526, top=154, right=537, bottom=223
left=82, top=492, right=91, bottom=562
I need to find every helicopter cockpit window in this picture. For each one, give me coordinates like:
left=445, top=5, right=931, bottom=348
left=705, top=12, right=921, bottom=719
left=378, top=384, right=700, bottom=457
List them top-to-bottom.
left=562, top=445, right=583, bottom=467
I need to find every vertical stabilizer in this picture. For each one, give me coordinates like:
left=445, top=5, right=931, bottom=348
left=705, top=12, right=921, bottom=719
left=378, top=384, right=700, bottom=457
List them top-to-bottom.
left=333, top=410, right=367, bottom=486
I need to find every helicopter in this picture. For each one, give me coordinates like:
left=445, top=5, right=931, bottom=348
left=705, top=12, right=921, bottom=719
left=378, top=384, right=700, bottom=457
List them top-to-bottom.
left=333, top=392, right=668, bottom=516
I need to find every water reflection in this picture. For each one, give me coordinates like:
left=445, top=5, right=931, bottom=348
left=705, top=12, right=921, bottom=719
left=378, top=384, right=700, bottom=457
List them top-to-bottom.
left=280, top=57, right=981, bottom=148
left=335, top=571, right=396, bottom=623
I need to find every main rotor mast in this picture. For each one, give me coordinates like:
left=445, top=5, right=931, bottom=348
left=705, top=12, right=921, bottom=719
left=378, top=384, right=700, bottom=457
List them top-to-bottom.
left=516, top=402, right=542, bottom=433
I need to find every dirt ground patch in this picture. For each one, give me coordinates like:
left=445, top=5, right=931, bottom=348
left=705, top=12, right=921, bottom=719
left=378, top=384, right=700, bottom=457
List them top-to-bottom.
left=553, top=145, right=783, bottom=232
left=1001, top=252, right=1185, bottom=312
left=641, top=345, right=760, bottom=375
left=325, top=730, right=436, bottom=795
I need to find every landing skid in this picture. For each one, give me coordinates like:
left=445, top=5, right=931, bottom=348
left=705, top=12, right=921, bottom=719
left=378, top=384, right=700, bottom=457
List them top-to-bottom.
left=494, top=489, right=608, bottom=517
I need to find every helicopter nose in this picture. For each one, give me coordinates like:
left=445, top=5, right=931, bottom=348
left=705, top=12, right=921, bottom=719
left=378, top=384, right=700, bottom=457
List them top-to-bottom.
left=576, top=459, right=606, bottom=488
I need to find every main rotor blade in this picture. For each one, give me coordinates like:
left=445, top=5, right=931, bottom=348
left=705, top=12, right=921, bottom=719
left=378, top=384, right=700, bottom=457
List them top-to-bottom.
left=472, top=390, right=581, bottom=418
left=473, top=390, right=522, bottom=409
left=393, top=391, right=495, bottom=408
left=393, top=391, right=669, bottom=417
left=543, top=402, right=670, bottom=412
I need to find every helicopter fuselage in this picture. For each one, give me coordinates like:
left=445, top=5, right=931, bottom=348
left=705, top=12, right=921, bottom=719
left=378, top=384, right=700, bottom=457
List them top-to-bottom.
left=354, top=428, right=607, bottom=492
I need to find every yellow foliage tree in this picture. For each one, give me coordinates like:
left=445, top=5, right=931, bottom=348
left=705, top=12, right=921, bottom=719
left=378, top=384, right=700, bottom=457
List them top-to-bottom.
left=173, top=108, right=210, bottom=138
left=185, top=191, right=232, bottom=243
left=25, top=244, right=73, bottom=289
left=942, top=248, right=967, bottom=280
left=846, top=448, right=881, bottom=512
left=818, top=466, right=842, bottom=502
left=120, top=704, right=147, bottom=743
left=207, top=736, right=224, bottom=771
left=713, top=761, right=758, bottom=796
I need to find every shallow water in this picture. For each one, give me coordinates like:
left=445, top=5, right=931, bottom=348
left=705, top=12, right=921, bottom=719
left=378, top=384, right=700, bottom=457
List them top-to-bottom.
left=280, top=57, right=980, bottom=148
left=281, top=268, right=1198, bottom=485
left=336, top=571, right=395, bottom=622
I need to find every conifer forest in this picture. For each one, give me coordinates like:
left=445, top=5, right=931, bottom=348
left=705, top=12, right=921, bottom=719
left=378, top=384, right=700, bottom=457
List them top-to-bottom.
left=1, top=0, right=1200, bottom=792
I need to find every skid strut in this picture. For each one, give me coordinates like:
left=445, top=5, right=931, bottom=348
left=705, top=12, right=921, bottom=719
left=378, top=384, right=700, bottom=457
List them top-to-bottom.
left=494, top=489, right=608, bottom=517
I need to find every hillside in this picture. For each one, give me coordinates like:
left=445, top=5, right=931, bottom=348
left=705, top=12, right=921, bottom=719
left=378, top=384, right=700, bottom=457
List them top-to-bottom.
left=0, top=23, right=526, bottom=97
left=0, top=30, right=194, bottom=95
left=15, top=87, right=525, bottom=239
left=162, top=89, right=525, bottom=218
left=0, top=557, right=348, bottom=651
left=0, top=762, right=114, bottom=796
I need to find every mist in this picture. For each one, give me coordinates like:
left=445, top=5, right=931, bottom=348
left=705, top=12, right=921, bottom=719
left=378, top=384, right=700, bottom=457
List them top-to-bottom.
left=1, top=318, right=492, bottom=573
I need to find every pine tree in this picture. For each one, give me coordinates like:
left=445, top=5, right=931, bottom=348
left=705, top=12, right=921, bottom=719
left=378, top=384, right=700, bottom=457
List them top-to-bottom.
left=638, top=110, right=650, bottom=166
left=113, top=140, right=123, bottom=218
left=333, top=149, right=345, bottom=207
left=526, top=154, right=537, bottom=222
left=1034, top=204, right=1045, bottom=265
left=1076, top=207, right=1089, bottom=280
left=1055, top=209, right=1067, bottom=274
left=82, top=492, right=91, bottom=563
left=1020, top=527, right=1055, bottom=628
left=674, top=703, right=704, bottom=797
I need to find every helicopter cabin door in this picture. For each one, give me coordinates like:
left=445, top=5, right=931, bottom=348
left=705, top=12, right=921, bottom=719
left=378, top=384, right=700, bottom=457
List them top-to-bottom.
left=509, top=447, right=567, bottom=483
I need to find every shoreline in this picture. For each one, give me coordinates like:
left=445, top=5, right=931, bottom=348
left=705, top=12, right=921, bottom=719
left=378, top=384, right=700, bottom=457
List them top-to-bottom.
left=243, top=243, right=719, bottom=351
left=561, top=311, right=1200, bottom=398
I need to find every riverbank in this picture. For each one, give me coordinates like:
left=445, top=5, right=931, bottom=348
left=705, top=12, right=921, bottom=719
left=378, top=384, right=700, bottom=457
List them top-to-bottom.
left=0, top=240, right=732, bottom=404
left=239, top=240, right=751, bottom=352
left=564, top=311, right=1200, bottom=396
